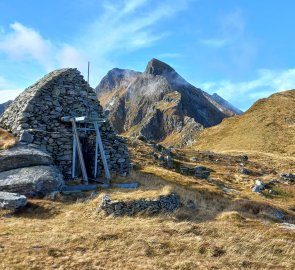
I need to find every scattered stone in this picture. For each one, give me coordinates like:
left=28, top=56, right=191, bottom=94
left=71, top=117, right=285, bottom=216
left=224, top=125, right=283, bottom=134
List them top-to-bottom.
left=0, top=145, right=53, bottom=173
left=241, top=155, right=248, bottom=161
left=190, top=157, right=197, bottom=162
left=0, top=165, right=64, bottom=197
left=194, top=166, right=210, bottom=179
left=240, top=168, right=251, bottom=175
left=281, top=173, right=295, bottom=183
left=252, top=180, right=264, bottom=193
left=268, top=189, right=278, bottom=195
left=0, top=191, right=27, bottom=210
left=99, top=193, right=180, bottom=216
left=186, top=200, right=196, bottom=209
left=269, top=209, right=286, bottom=221
left=279, top=223, right=295, bottom=230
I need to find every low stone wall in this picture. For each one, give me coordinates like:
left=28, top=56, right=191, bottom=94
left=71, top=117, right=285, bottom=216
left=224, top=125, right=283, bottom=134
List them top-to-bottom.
left=99, top=193, right=180, bottom=216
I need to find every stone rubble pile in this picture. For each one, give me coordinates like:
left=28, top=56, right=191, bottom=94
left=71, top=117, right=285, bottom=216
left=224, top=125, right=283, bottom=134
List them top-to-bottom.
left=0, top=68, right=131, bottom=179
left=99, top=193, right=180, bottom=216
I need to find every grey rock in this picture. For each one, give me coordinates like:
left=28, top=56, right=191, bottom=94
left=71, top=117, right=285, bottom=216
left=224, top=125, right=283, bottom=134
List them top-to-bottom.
left=19, top=130, right=34, bottom=143
left=0, top=145, right=53, bottom=172
left=0, top=165, right=64, bottom=197
left=195, top=166, right=210, bottom=179
left=240, top=168, right=251, bottom=175
left=281, top=173, right=295, bottom=182
left=252, top=180, right=264, bottom=193
left=268, top=189, right=278, bottom=195
left=0, top=191, right=27, bottom=210
left=186, top=200, right=196, bottom=209
left=269, top=209, right=285, bottom=220
left=279, top=223, right=295, bottom=230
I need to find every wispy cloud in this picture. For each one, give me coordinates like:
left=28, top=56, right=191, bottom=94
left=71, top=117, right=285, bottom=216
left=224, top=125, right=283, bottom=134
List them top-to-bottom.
left=0, top=0, right=190, bottom=100
left=199, top=9, right=257, bottom=73
left=0, top=22, right=55, bottom=70
left=200, top=38, right=228, bottom=48
left=198, top=68, right=295, bottom=111
left=0, top=75, right=22, bottom=103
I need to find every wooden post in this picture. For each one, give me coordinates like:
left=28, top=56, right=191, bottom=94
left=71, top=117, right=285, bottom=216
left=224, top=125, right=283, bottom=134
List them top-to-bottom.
left=71, top=119, right=88, bottom=184
left=94, top=121, right=111, bottom=180
left=72, top=134, right=77, bottom=178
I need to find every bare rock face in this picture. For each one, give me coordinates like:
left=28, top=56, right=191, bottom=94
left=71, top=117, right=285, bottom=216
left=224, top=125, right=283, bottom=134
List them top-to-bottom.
left=96, top=58, right=242, bottom=146
left=0, top=165, right=64, bottom=197
left=0, top=191, right=27, bottom=210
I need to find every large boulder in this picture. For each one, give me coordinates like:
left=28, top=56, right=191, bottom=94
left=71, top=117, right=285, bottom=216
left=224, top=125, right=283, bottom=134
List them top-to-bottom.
left=0, top=145, right=53, bottom=172
left=0, top=165, right=64, bottom=197
left=0, top=191, right=27, bottom=210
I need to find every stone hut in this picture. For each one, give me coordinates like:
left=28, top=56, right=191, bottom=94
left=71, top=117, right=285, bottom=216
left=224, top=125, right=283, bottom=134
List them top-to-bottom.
left=0, top=68, right=131, bottom=180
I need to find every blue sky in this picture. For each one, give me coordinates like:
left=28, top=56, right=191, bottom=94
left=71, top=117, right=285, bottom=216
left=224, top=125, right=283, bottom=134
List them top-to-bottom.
left=0, top=0, right=295, bottom=110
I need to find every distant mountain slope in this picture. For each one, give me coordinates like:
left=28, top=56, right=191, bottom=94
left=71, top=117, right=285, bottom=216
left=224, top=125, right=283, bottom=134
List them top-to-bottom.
left=96, top=58, right=241, bottom=146
left=194, top=90, right=295, bottom=155
left=210, top=93, right=243, bottom=115
left=0, top=100, right=12, bottom=115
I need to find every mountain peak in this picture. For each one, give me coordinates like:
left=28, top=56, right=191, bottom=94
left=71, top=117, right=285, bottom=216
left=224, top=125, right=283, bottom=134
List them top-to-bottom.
left=145, top=58, right=175, bottom=76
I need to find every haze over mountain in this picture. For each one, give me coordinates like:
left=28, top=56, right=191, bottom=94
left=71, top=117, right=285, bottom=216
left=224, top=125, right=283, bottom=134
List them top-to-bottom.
left=96, top=58, right=242, bottom=146
left=194, top=89, right=295, bottom=155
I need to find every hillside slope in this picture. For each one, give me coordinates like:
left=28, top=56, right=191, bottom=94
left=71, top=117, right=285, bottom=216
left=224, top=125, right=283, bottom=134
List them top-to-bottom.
left=96, top=59, right=241, bottom=146
left=194, top=90, right=295, bottom=155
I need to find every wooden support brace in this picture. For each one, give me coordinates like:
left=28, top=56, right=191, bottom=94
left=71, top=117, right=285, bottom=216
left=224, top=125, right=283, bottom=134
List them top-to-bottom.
left=71, top=119, right=88, bottom=184
left=94, top=122, right=111, bottom=180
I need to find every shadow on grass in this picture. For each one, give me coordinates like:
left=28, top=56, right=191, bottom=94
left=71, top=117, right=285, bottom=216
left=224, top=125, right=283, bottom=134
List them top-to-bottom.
left=12, top=201, right=61, bottom=220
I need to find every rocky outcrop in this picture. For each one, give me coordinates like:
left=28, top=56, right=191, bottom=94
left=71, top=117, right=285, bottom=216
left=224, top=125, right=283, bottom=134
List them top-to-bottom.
left=96, top=58, right=241, bottom=146
left=0, top=68, right=131, bottom=179
left=0, top=145, right=53, bottom=172
left=0, top=165, right=63, bottom=197
left=0, top=191, right=27, bottom=210
left=99, top=193, right=180, bottom=216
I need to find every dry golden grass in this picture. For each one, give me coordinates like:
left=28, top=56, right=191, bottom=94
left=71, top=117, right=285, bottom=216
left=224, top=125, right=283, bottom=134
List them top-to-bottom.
left=194, top=89, right=295, bottom=156
left=0, top=128, right=17, bottom=150
left=1, top=136, right=295, bottom=269
left=1, top=171, right=295, bottom=270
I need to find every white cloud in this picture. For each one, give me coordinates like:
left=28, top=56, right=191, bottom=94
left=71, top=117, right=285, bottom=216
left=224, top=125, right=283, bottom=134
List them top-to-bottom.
left=0, top=0, right=190, bottom=89
left=0, top=22, right=55, bottom=70
left=58, top=45, right=88, bottom=69
left=198, top=68, right=295, bottom=110
left=0, top=75, right=22, bottom=103
left=0, top=89, right=22, bottom=103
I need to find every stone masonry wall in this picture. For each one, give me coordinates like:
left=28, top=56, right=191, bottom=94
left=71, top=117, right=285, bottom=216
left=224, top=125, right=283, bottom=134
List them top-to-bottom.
left=0, top=68, right=131, bottom=179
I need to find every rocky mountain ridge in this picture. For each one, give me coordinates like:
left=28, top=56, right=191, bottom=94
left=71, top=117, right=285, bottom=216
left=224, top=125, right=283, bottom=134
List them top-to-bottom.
left=96, top=58, right=242, bottom=146
left=0, top=100, right=12, bottom=115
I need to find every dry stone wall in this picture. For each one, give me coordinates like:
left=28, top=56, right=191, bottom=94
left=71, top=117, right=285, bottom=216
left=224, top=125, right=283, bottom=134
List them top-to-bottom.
left=0, top=68, right=131, bottom=179
left=99, top=193, right=180, bottom=216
